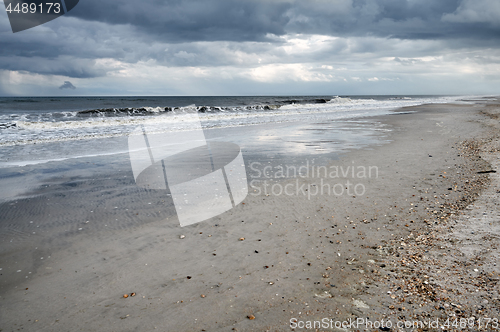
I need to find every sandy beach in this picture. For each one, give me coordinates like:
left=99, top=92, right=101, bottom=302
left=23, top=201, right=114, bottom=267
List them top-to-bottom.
left=1, top=98, right=500, bottom=331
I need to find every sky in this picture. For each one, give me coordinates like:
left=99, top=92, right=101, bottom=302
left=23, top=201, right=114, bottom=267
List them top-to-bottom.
left=0, top=0, right=499, bottom=96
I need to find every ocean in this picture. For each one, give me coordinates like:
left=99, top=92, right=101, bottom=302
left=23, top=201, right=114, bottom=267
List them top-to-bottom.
left=0, top=94, right=485, bottom=207
left=0, top=95, right=472, bottom=166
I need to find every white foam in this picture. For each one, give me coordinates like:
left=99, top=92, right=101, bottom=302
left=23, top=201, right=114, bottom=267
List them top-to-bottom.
left=0, top=149, right=130, bottom=168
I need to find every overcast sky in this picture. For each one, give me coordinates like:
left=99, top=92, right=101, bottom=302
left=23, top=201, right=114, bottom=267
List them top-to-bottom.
left=0, top=0, right=499, bottom=96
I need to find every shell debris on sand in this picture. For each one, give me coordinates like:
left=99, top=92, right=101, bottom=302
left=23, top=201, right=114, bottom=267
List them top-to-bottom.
left=247, top=314, right=255, bottom=320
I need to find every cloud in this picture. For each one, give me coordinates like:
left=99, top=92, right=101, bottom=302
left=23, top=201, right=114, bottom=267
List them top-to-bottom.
left=0, top=0, right=500, bottom=95
left=60, top=0, right=500, bottom=42
left=67, top=0, right=292, bottom=42
left=284, top=0, right=500, bottom=40
left=442, top=0, right=500, bottom=26
left=59, top=81, right=76, bottom=89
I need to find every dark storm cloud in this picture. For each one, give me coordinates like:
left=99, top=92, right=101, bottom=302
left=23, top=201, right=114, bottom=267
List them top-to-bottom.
left=1, top=0, right=500, bottom=82
left=63, top=0, right=500, bottom=42
left=67, top=0, right=292, bottom=42
left=284, top=0, right=499, bottom=40
left=0, top=55, right=109, bottom=78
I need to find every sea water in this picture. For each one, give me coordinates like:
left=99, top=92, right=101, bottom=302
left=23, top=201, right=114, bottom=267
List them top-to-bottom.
left=0, top=95, right=473, bottom=168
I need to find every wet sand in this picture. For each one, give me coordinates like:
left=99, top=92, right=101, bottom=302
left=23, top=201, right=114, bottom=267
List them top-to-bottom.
left=1, top=99, right=499, bottom=331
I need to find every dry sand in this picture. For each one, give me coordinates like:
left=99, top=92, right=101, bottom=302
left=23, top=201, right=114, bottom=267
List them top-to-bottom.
left=1, top=99, right=499, bottom=331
